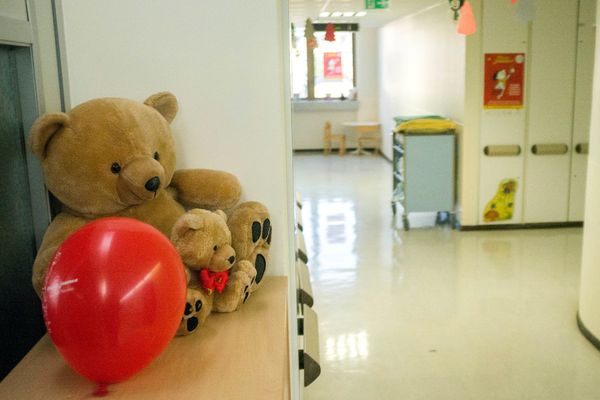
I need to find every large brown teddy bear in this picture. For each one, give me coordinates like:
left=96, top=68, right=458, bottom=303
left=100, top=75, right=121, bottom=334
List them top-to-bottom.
left=29, top=92, right=271, bottom=334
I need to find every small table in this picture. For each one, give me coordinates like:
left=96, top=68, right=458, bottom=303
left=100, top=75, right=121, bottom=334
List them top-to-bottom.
left=343, top=121, right=382, bottom=155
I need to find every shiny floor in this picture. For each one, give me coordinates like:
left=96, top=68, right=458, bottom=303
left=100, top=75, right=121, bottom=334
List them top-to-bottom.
left=293, top=152, right=600, bottom=400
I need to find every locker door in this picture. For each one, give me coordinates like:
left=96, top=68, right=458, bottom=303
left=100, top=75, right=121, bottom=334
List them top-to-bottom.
left=478, top=0, right=528, bottom=225
left=523, top=0, right=579, bottom=223
left=568, top=0, right=596, bottom=222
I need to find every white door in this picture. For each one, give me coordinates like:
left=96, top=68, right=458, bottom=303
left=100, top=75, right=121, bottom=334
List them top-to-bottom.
left=523, top=0, right=579, bottom=223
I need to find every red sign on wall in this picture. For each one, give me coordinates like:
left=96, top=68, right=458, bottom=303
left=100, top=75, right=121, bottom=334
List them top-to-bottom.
left=324, top=52, right=342, bottom=79
left=484, top=53, right=525, bottom=109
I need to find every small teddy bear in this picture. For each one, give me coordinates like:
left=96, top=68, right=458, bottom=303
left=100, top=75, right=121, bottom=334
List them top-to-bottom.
left=171, top=209, right=256, bottom=335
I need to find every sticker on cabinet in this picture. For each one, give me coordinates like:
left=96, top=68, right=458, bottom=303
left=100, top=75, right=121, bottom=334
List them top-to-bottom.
left=483, top=179, right=518, bottom=222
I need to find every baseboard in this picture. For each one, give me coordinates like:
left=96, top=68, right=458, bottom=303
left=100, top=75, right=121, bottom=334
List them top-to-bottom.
left=293, top=148, right=388, bottom=160
left=293, top=149, right=328, bottom=153
left=380, top=152, right=392, bottom=163
left=460, top=221, right=583, bottom=231
left=577, top=312, right=600, bottom=352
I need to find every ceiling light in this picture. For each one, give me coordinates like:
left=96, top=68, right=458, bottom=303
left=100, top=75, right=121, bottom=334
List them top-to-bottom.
left=331, top=11, right=343, bottom=17
left=343, top=11, right=355, bottom=17
left=355, top=11, right=367, bottom=17
left=319, top=12, right=330, bottom=18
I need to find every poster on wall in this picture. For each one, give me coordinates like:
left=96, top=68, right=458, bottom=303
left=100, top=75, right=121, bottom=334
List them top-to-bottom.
left=324, top=52, right=342, bottom=79
left=483, top=53, right=525, bottom=109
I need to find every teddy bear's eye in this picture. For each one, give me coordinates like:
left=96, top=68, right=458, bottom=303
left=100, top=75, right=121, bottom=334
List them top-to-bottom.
left=153, top=152, right=160, bottom=161
left=111, top=163, right=121, bottom=174
left=213, top=245, right=218, bottom=251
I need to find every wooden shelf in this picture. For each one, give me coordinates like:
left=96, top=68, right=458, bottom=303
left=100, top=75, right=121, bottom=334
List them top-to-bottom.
left=0, top=277, right=290, bottom=400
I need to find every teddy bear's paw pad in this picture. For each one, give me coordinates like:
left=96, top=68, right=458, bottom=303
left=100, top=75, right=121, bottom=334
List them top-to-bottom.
left=249, top=218, right=271, bottom=287
left=251, top=218, right=271, bottom=243
left=262, top=219, right=271, bottom=242
left=254, top=253, right=267, bottom=284
left=243, top=284, right=251, bottom=304
left=177, top=291, right=204, bottom=336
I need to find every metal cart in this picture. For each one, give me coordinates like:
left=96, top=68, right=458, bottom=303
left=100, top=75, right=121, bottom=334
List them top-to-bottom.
left=391, top=130, right=456, bottom=230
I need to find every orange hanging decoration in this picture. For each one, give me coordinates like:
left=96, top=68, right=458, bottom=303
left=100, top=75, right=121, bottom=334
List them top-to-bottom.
left=457, top=0, right=477, bottom=36
left=305, top=18, right=318, bottom=49
left=325, top=23, right=336, bottom=42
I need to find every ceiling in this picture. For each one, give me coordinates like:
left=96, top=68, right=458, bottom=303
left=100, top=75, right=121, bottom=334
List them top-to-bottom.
left=289, top=0, right=446, bottom=28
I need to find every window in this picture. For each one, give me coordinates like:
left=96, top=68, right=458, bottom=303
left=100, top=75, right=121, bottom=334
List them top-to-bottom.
left=291, top=24, right=357, bottom=100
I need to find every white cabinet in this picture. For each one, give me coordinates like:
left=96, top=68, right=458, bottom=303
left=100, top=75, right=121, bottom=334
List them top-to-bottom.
left=478, top=0, right=594, bottom=226
left=523, top=0, right=578, bottom=223
left=569, top=0, right=596, bottom=222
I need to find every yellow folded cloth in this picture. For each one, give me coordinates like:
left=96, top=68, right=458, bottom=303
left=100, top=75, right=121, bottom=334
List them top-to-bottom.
left=395, top=118, right=456, bottom=134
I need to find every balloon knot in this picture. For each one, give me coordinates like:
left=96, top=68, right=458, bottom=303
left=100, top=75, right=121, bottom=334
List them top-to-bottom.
left=93, top=383, right=110, bottom=397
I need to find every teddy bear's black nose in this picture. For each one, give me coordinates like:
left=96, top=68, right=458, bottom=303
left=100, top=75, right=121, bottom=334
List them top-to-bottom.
left=145, top=176, right=161, bottom=192
left=228, top=256, right=235, bottom=264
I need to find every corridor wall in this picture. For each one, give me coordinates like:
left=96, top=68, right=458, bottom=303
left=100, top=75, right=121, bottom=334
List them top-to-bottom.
left=578, top=0, right=600, bottom=351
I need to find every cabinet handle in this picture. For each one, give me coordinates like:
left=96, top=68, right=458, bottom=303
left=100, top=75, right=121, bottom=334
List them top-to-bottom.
left=531, top=143, right=568, bottom=155
left=575, top=143, right=589, bottom=154
left=483, top=145, right=521, bottom=156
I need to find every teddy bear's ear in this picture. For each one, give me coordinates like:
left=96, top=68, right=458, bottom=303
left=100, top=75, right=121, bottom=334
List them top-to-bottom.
left=144, top=92, right=178, bottom=124
left=29, top=113, right=71, bottom=160
left=215, top=210, right=228, bottom=223
left=172, top=212, right=206, bottom=240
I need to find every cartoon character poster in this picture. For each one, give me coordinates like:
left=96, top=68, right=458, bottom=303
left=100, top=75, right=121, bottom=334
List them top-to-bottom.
left=324, top=52, right=342, bottom=79
left=484, top=53, right=525, bottom=109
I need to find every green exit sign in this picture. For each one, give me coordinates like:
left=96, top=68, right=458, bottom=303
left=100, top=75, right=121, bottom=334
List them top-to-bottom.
left=365, top=0, right=389, bottom=9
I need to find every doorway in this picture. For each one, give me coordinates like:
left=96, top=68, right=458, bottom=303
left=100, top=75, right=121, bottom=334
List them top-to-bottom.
left=0, top=44, right=50, bottom=379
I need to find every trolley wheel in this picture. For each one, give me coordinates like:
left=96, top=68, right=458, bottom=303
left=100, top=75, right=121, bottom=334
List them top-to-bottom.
left=449, top=213, right=457, bottom=229
left=402, top=214, right=410, bottom=231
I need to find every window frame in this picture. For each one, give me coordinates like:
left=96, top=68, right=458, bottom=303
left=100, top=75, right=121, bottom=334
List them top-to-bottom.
left=301, top=23, right=359, bottom=100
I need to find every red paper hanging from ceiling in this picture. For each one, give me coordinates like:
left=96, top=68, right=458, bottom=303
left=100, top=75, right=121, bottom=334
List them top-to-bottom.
left=325, top=23, right=336, bottom=42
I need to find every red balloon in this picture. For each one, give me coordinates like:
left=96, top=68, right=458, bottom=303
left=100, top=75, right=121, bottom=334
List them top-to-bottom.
left=43, top=217, right=187, bottom=384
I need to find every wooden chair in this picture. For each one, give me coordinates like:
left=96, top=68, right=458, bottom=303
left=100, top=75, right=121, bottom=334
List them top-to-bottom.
left=323, top=121, right=346, bottom=155
left=356, top=124, right=381, bottom=155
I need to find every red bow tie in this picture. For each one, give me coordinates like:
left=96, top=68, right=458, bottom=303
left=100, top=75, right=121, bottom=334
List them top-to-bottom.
left=199, top=269, right=229, bottom=294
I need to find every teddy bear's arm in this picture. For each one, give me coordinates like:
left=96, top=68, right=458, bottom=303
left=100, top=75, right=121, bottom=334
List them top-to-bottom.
left=170, top=169, right=242, bottom=211
left=32, top=213, right=88, bottom=297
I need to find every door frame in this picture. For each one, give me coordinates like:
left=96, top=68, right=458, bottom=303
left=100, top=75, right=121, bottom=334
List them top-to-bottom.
left=0, top=0, right=64, bottom=247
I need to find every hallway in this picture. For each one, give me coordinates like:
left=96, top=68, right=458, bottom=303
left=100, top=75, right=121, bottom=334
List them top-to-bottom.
left=294, top=153, right=600, bottom=400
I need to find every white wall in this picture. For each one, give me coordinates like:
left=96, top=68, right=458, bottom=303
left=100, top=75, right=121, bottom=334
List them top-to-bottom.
left=58, top=0, right=292, bottom=277
left=461, top=0, right=482, bottom=226
left=578, top=0, right=600, bottom=346
left=378, top=3, right=466, bottom=160
left=292, top=27, right=379, bottom=150
left=356, top=27, right=379, bottom=121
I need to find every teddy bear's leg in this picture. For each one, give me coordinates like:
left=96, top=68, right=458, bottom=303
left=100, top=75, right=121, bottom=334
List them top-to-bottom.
left=227, top=201, right=271, bottom=293
left=213, top=260, right=256, bottom=313
left=177, top=287, right=213, bottom=336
